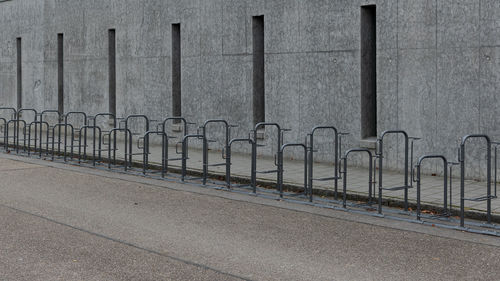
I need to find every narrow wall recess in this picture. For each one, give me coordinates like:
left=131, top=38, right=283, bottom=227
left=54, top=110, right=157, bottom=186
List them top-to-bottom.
left=360, top=5, right=377, bottom=139
left=252, top=15, right=265, bottom=125
left=172, top=23, right=181, bottom=119
left=108, top=29, right=116, bottom=116
left=57, top=33, right=64, bottom=115
left=16, top=37, right=22, bottom=110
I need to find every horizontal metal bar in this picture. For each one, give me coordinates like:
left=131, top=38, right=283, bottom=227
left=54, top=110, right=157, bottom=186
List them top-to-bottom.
left=206, top=163, right=226, bottom=167
left=256, top=169, right=278, bottom=174
left=312, top=176, right=340, bottom=181
left=382, top=185, right=411, bottom=191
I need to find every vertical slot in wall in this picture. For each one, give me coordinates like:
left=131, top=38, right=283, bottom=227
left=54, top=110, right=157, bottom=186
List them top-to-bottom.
left=360, top=5, right=377, bottom=139
left=252, top=16, right=265, bottom=125
left=172, top=23, right=181, bottom=119
left=108, top=29, right=116, bottom=116
left=57, top=33, right=64, bottom=116
left=16, top=37, right=22, bottom=110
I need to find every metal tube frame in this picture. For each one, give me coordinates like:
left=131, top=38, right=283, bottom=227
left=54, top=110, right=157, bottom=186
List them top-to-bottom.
left=16, top=108, right=37, bottom=153
left=40, top=110, right=62, bottom=156
left=92, top=113, right=116, bottom=161
left=123, top=115, right=149, bottom=168
left=0, top=117, right=7, bottom=150
left=159, top=117, right=196, bottom=167
left=5, top=119, right=26, bottom=153
left=201, top=119, right=237, bottom=186
left=26, top=121, right=49, bottom=157
left=252, top=122, right=290, bottom=191
left=51, top=123, right=74, bottom=162
left=78, top=125, right=102, bottom=166
left=307, top=126, right=347, bottom=201
left=105, top=128, right=132, bottom=170
left=376, top=130, right=418, bottom=213
left=140, top=131, right=168, bottom=177
left=181, top=134, right=204, bottom=182
left=459, top=134, right=493, bottom=227
left=227, top=138, right=256, bottom=190
left=277, top=143, right=308, bottom=199
left=341, top=148, right=374, bottom=208
left=414, top=155, right=448, bottom=221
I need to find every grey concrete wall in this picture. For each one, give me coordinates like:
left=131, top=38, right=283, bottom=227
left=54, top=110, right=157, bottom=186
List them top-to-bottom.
left=1, top=0, right=500, bottom=178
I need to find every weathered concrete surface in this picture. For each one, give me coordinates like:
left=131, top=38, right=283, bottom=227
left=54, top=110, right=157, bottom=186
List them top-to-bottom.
left=0, top=0, right=500, bottom=177
left=1, top=154, right=500, bottom=280
left=0, top=206, right=239, bottom=280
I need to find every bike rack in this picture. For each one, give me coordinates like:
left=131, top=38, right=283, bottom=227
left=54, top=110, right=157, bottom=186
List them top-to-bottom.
left=3, top=107, right=500, bottom=235
left=0, top=108, right=17, bottom=150
left=16, top=108, right=38, bottom=153
left=40, top=110, right=62, bottom=155
left=64, top=112, right=88, bottom=159
left=92, top=113, right=116, bottom=161
left=122, top=115, right=149, bottom=168
left=0, top=117, right=7, bottom=150
left=159, top=117, right=196, bottom=168
left=5, top=118, right=28, bottom=154
left=201, top=119, right=237, bottom=185
left=26, top=121, right=49, bottom=157
left=251, top=122, right=291, bottom=190
left=51, top=123, right=75, bottom=162
left=77, top=125, right=102, bottom=166
left=307, top=126, right=347, bottom=201
left=105, top=128, right=132, bottom=170
left=376, top=130, right=419, bottom=212
left=140, top=131, right=168, bottom=177
left=181, top=133, right=204, bottom=182
left=459, top=134, right=495, bottom=227
left=226, top=137, right=256, bottom=190
left=276, top=143, right=308, bottom=198
left=341, top=148, right=374, bottom=208
left=414, top=155, right=448, bottom=221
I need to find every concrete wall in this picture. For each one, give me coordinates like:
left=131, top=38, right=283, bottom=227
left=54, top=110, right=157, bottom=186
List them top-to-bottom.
left=1, top=0, right=500, bottom=178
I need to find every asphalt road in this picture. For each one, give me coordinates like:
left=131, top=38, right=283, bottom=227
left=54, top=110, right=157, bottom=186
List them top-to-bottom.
left=0, top=154, right=499, bottom=280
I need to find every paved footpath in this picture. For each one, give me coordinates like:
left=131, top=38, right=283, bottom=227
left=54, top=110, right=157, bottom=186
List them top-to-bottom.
left=0, top=153, right=500, bottom=280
